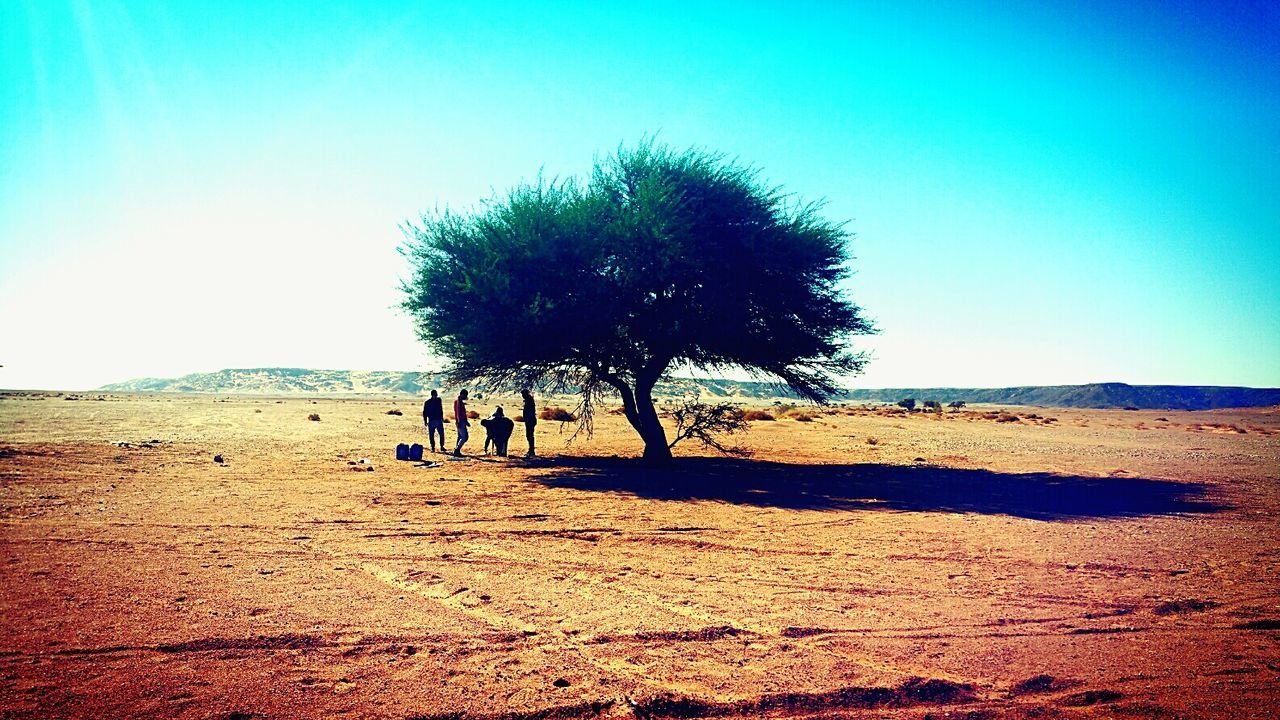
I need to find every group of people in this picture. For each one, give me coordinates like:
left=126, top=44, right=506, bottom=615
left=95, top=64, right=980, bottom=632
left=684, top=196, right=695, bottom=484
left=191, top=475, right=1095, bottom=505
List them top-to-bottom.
left=422, top=388, right=538, bottom=458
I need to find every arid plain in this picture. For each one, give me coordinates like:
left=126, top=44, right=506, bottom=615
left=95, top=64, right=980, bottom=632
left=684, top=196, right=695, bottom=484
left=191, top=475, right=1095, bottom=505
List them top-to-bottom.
left=1, top=393, right=1277, bottom=719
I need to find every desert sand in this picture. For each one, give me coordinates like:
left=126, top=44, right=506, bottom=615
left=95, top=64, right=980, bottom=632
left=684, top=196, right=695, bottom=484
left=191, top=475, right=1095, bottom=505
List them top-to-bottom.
left=1, top=392, right=1277, bottom=719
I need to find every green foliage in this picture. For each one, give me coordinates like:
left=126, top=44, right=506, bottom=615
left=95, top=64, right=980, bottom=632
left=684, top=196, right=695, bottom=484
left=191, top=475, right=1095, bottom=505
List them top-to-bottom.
left=400, top=141, right=874, bottom=460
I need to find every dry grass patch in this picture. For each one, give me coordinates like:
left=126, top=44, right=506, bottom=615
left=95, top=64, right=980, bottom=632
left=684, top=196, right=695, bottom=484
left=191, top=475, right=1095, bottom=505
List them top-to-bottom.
left=539, top=406, right=577, bottom=423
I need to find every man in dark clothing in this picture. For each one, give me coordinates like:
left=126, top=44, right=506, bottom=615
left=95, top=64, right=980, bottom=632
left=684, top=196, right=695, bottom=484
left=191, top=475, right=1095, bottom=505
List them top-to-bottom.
left=453, top=389, right=470, bottom=456
left=521, top=389, right=537, bottom=457
left=423, top=390, right=445, bottom=452
left=481, top=406, right=515, bottom=456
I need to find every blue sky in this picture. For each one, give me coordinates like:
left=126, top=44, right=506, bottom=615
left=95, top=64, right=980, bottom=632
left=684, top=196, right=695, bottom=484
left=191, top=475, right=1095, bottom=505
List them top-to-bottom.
left=2, top=1, right=1277, bottom=390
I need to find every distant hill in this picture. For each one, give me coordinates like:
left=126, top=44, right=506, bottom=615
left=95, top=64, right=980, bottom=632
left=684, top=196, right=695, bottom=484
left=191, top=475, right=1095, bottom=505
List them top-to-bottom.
left=98, top=368, right=800, bottom=401
left=100, top=368, right=440, bottom=395
left=98, top=369, right=1280, bottom=410
left=840, top=383, right=1280, bottom=410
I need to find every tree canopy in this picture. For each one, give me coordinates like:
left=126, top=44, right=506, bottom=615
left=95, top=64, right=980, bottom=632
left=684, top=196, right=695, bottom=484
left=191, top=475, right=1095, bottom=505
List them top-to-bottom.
left=400, top=141, right=874, bottom=461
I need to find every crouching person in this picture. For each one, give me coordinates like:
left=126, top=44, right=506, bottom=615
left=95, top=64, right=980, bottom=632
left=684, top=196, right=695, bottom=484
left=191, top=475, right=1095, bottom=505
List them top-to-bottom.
left=482, top=406, right=515, bottom=456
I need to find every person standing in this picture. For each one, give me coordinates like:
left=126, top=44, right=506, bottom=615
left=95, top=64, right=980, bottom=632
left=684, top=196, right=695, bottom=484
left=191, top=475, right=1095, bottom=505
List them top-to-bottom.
left=521, top=388, right=537, bottom=457
left=452, top=389, right=470, bottom=456
left=422, top=390, right=445, bottom=452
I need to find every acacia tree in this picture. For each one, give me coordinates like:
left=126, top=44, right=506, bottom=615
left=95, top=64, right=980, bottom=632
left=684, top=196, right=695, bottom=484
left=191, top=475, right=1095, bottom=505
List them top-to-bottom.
left=400, top=142, right=874, bottom=462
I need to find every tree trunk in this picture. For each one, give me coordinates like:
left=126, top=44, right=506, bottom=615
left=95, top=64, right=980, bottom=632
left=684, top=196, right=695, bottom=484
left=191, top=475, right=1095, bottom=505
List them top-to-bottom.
left=607, top=375, right=672, bottom=464
left=633, top=384, right=672, bottom=464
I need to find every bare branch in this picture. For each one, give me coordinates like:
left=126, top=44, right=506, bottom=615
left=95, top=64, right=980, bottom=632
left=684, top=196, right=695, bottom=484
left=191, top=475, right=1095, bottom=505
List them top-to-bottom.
left=664, top=396, right=751, bottom=456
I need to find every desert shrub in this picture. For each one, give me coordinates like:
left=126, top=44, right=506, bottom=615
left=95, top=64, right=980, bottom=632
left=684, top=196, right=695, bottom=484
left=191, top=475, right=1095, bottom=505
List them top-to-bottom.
left=663, top=398, right=749, bottom=455
left=897, top=398, right=916, bottom=411
left=539, top=406, right=577, bottom=422
left=778, top=406, right=819, bottom=421
left=387, top=409, right=403, bottom=416
left=467, top=410, right=480, bottom=419
left=743, top=410, right=775, bottom=421
left=983, top=412, right=1000, bottom=420
left=308, top=413, right=321, bottom=422
left=996, top=413, right=1019, bottom=423
left=1023, top=413, right=1040, bottom=420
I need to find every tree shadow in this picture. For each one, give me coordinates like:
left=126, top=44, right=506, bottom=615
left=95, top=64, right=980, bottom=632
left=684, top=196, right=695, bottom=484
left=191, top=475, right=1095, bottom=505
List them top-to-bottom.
left=533, top=456, right=1227, bottom=521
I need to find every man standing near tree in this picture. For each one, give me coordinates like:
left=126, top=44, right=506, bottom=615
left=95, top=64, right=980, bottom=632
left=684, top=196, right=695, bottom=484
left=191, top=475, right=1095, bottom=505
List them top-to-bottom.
left=521, top=388, right=537, bottom=457
left=422, top=389, right=445, bottom=452
left=452, top=389, right=470, bottom=456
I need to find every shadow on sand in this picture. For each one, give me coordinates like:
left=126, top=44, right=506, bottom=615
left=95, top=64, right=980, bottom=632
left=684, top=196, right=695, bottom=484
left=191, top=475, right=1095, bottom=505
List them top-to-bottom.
left=534, top=457, right=1226, bottom=521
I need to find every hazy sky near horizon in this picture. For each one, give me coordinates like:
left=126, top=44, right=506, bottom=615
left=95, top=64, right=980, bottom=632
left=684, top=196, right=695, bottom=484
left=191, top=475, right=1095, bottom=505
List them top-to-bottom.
left=2, top=1, right=1278, bottom=391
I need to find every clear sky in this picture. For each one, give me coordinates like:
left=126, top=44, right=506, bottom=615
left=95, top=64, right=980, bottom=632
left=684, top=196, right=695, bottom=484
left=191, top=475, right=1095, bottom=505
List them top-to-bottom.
left=2, top=1, right=1278, bottom=390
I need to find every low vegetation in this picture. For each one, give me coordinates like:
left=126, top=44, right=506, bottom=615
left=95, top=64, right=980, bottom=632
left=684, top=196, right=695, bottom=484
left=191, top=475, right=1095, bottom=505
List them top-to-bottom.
left=663, top=398, right=750, bottom=455
left=539, top=406, right=577, bottom=423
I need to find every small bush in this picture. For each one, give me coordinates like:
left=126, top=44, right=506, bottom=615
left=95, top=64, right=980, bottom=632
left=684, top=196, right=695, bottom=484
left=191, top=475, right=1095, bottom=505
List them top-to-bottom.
left=664, top=397, right=750, bottom=455
left=539, top=406, right=577, bottom=422
left=779, top=406, right=818, bottom=421
left=386, top=409, right=403, bottom=416
left=743, top=410, right=775, bottom=421
left=308, top=413, right=321, bottom=422
left=996, top=413, right=1019, bottom=423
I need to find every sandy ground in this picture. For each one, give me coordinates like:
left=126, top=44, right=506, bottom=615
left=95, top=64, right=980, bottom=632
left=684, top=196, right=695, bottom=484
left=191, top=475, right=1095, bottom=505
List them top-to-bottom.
left=0, top=392, right=1277, bottom=719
